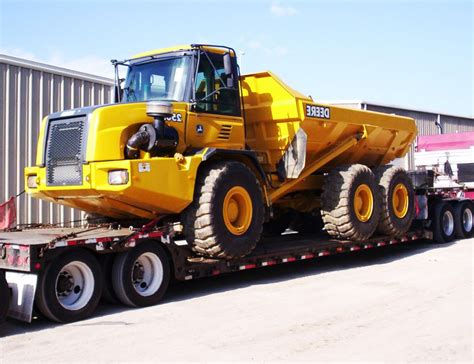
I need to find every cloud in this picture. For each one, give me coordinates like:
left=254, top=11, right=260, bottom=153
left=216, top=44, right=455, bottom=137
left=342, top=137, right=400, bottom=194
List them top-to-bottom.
left=270, top=2, right=298, bottom=17
left=240, top=34, right=288, bottom=57
left=248, top=40, right=262, bottom=49
left=262, top=46, right=288, bottom=57
left=0, top=47, right=114, bottom=79
left=0, top=47, right=36, bottom=60
left=49, top=53, right=114, bottom=79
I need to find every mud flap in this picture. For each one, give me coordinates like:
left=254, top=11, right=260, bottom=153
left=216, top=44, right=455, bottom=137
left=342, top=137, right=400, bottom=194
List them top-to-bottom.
left=5, top=272, right=37, bottom=323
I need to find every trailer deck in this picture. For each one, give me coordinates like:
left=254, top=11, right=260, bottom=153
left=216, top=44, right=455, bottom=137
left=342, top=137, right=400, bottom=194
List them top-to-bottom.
left=0, top=225, right=430, bottom=279
left=179, top=230, right=430, bottom=280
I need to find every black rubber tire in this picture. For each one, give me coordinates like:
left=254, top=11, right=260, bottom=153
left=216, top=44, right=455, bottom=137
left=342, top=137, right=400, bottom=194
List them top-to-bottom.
left=182, top=161, right=264, bottom=259
left=321, top=164, right=381, bottom=241
left=375, top=166, right=415, bottom=236
left=454, top=201, right=474, bottom=239
left=430, top=202, right=456, bottom=243
left=112, top=242, right=170, bottom=307
left=36, top=249, right=103, bottom=323
left=99, top=254, right=120, bottom=304
left=0, top=272, right=10, bottom=323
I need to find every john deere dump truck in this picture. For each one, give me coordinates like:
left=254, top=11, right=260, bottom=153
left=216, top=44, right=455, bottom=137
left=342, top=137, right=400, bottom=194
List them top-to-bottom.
left=2, top=44, right=473, bottom=324
left=24, top=44, right=417, bottom=259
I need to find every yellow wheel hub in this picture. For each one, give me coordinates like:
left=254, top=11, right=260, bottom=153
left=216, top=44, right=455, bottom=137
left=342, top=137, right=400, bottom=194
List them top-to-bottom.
left=392, top=183, right=409, bottom=219
left=353, top=184, right=374, bottom=222
left=223, top=186, right=253, bottom=235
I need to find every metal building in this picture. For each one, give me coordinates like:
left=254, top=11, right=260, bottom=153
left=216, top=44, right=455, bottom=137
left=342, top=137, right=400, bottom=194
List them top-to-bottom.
left=0, top=54, right=113, bottom=226
left=323, top=100, right=474, bottom=169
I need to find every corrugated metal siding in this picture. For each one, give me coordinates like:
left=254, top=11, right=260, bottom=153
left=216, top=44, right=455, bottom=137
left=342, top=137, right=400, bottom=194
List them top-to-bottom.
left=0, top=56, right=113, bottom=226
left=328, top=102, right=362, bottom=109
left=363, top=103, right=474, bottom=170
left=364, top=104, right=440, bottom=135
left=441, top=115, right=474, bottom=134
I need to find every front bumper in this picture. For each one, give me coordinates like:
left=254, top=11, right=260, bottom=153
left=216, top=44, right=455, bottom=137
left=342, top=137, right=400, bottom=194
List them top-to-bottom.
left=25, top=156, right=202, bottom=219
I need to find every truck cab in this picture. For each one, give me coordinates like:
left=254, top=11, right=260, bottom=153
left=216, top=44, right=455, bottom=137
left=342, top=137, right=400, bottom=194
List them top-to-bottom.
left=118, top=44, right=246, bottom=152
left=25, top=45, right=250, bottom=220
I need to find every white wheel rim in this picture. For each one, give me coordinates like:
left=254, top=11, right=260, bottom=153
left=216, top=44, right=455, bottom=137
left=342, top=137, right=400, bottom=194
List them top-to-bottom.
left=463, top=207, right=473, bottom=232
left=442, top=210, right=454, bottom=236
left=132, top=252, right=163, bottom=297
left=55, top=261, right=95, bottom=311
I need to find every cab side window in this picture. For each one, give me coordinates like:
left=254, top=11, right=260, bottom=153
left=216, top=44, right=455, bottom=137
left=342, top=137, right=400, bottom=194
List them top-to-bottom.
left=194, top=53, right=239, bottom=116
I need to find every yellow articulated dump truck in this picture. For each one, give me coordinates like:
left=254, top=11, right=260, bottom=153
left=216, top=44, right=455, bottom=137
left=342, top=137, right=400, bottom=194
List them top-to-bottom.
left=25, top=44, right=417, bottom=259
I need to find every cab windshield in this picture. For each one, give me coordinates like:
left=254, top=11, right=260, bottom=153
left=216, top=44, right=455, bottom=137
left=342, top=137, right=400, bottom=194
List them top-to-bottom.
left=122, top=57, right=191, bottom=102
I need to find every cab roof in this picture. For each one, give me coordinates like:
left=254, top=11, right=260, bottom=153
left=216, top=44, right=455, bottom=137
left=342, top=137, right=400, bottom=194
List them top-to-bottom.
left=131, top=44, right=235, bottom=60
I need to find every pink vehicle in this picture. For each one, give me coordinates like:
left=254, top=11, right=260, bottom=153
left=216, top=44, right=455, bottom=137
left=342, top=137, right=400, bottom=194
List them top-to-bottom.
left=415, top=132, right=474, bottom=199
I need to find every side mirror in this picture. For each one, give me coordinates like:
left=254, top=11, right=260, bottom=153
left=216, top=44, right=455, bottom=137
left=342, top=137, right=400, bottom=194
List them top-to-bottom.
left=223, top=53, right=232, bottom=76
left=223, top=53, right=235, bottom=88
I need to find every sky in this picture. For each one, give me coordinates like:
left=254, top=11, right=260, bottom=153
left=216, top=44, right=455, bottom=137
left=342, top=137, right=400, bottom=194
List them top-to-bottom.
left=0, top=0, right=472, bottom=116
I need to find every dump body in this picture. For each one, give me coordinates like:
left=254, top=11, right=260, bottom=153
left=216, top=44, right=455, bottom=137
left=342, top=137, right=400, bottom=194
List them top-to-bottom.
left=242, top=71, right=417, bottom=174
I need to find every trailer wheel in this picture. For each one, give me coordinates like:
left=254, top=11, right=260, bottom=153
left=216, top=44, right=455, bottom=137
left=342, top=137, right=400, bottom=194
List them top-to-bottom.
left=183, top=161, right=264, bottom=259
left=321, top=164, right=381, bottom=241
left=375, top=166, right=415, bottom=236
left=454, top=201, right=474, bottom=239
left=431, top=202, right=456, bottom=243
left=112, top=242, right=170, bottom=307
left=36, top=249, right=103, bottom=323
left=0, top=272, right=10, bottom=323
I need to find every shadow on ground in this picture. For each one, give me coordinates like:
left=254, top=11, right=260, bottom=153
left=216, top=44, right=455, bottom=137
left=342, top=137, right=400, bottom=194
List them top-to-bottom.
left=0, top=238, right=455, bottom=338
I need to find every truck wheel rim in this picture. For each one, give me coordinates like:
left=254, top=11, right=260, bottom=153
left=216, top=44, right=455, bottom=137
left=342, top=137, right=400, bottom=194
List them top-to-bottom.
left=392, top=183, right=409, bottom=219
left=353, top=184, right=373, bottom=222
left=223, top=186, right=253, bottom=235
left=463, top=207, right=473, bottom=232
left=442, top=210, right=454, bottom=236
left=132, top=252, right=163, bottom=297
left=55, top=261, right=94, bottom=311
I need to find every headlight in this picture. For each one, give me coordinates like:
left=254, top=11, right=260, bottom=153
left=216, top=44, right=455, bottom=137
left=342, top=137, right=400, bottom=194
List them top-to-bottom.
left=108, top=170, right=129, bottom=185
left=27, top=175, right=38, bottom=188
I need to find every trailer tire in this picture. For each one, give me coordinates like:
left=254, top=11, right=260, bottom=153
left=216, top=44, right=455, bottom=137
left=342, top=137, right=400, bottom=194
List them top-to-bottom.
left=183, top=161, right=264, bottom=259
left=321, top=164, right=381, bottom=241
left=375, top=166, right=415, bottom=236
left=454, top=201, right=474, bottom=239
left=430, top=202, right=456, bottom=243
left=112, top=242, right=170, bottom=307
left=36, top=249, right=103, bottom=323
left=99, top=254, right=120, bottom=304
left=0, top=272, right=10, bottom=323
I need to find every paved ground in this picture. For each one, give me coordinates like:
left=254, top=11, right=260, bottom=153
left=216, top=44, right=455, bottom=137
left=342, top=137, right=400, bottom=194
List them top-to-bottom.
left=0, top=238, right=472, bottom=362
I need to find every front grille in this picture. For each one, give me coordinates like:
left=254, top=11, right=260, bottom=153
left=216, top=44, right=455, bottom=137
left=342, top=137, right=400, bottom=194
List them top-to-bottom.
left=46, top=117, right=86, bottom=186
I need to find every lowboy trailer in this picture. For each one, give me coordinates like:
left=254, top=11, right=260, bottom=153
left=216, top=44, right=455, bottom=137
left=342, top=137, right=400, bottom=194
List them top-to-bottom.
left=0, top=172, right=473, bottom=324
